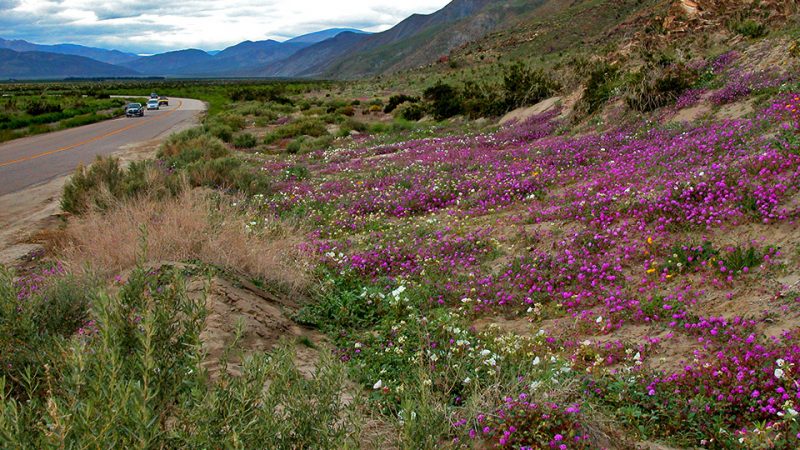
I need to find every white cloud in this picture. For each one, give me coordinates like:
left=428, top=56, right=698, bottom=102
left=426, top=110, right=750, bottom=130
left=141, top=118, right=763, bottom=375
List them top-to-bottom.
left=0, top=0, right=451, bottom=53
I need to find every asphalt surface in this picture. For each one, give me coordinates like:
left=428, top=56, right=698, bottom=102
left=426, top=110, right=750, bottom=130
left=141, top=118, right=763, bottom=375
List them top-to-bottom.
left=0, top=97, right=205, bottom=196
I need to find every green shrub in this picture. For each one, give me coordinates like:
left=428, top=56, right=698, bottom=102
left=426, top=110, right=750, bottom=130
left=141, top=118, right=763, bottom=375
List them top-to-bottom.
left=731, top=19, right=768, bottom=38
left=502, top=62, right=560, bottom=111
left=578, top=63, right=620, bottom=115
left=625, top=64, right=696, bottom=112
left=460, top=80, right=501, bottom=118
left=423, top=83, right=463, bottom=120
left=228, top=86, right=293, bottom=104
left=384, top=94, right=419, bottom=114
left=24, top=100, right=62, bottom=116
left=397, top=103, right=426, bottom=121
left=337, top=106, right=356, bottom=117
left=220, top=113, right=246, bottom=131
left=265, top=118, right=328, bottom=145
left=342, top=118, right=368, bottom=134
left=368, top=119, right=417, bottom=135
left=206, top=123, right=234, bottom=142
left=62, top=127, right=263, bottom=214
left=159, top=128, right=229, bottom=167
left=233, top=132, right=258, bottom=149
left=286, top=137, right=305, bottom=154
left=61, top=156, right=123, bottom=214
left=62, top=157, right=182, bottom=215
left=185, top=157, right=269, bottom=193
left=283, top=165, right=310, bottom=181
left=663, top=241, right=718, bottom=274
left=723, top=245, right=770, bottom=273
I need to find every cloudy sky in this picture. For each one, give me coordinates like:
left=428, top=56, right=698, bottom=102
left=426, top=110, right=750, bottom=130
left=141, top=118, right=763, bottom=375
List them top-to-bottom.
left=0, top=0, right=451, bottom=54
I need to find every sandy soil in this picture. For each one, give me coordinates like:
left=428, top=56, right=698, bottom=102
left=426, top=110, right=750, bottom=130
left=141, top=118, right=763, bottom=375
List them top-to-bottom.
left=500, top=96, right=566, bottom=125
left=186, top=276, right=325, bottom=379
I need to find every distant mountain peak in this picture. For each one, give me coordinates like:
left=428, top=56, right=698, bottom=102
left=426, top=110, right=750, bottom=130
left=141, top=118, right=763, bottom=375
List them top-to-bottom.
left=285, top=28, right=370, bottom=44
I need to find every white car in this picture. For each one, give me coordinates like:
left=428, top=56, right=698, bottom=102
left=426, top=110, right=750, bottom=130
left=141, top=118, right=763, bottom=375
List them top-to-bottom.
left=147, top=99, right=160, bottom=110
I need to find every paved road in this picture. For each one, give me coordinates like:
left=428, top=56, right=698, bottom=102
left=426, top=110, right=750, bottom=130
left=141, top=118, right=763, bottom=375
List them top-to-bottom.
left=0, top=97, right=205, bottom=196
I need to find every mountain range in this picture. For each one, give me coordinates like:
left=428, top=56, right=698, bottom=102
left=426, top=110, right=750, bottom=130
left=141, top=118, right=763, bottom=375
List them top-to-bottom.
left=0, top=0, right=650, bottom=80
left=0, top=38, right=139, bottom=65
left=0, top=48, right=139, bottom=79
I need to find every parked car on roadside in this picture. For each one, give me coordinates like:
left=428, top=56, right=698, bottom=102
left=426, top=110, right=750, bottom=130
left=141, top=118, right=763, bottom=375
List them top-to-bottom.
left=147, top=99, right=160, bottom=110
left=125, top=103, right=144, bottom=117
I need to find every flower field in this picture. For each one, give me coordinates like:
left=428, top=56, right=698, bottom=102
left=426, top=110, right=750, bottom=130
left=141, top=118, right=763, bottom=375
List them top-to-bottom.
left=3, top=43, right=800, bottom=448
left=248, top=85, right=800, bottom=446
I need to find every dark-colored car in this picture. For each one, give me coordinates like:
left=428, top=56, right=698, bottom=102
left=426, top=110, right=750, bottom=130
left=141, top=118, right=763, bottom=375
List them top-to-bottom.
left=150, top=92, right=159, bottom=99
left=126, top=103, right=144, bottom=117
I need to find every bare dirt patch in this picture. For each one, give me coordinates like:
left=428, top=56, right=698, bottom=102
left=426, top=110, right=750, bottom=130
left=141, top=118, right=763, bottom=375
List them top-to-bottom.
left=500, top=96, right=563, bottom=126
left=715, top=99, right=754, bottom=120
left=188, top=276, right=323, bottom=378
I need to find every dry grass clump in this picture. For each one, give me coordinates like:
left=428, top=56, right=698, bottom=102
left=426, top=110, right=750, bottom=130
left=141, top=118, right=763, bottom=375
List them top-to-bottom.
left=55, top=189, right=308, bottom=292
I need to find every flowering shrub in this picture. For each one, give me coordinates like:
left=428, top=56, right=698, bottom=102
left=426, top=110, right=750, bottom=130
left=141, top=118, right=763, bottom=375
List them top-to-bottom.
left=710, top=69, right=793, bottom=105
left=474, top=397, right=590, bottom=449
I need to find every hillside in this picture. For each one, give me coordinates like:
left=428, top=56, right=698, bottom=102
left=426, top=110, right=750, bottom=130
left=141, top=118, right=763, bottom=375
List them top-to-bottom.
left=266, top=0, right=658, bottom=79
left=266, top=0, right=505, bottom=78
left=321, top=0, right=547, bottom=77
left=0, top=38, right=138, bottom=65
left=0, top=49, right=140, bottom=79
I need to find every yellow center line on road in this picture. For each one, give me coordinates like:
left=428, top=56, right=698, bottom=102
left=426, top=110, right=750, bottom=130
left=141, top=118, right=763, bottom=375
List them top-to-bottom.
left=0, top=99, right=184, bottom=168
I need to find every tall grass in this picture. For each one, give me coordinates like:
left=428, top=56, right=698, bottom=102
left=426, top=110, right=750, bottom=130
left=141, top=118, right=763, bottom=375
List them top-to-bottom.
left=57, top=191, right=308, bottom=292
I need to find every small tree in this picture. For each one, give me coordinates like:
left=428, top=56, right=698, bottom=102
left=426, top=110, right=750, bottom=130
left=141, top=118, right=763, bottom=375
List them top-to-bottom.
left=423, top=83, right=463, bottom=121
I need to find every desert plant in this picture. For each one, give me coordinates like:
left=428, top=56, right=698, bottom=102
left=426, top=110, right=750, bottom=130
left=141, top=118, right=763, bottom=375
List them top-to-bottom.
left=731, top=19, right=768, bottom=38
left=502, top=62, right=560, bottom=111
left=578, top=63, right=620, bottom=115
left=625, top=64, right=696, bottom=112
left=423, top=83, right=463, bottom=121
left=384, top=94, right=420, bottom=114
left=397, top=102, right=426, bottom=121
left=265, top=118, right=328, bottom=144
left=205, top=123, right=234, bottom=142
left=233, top=132, right=258, bottom=149
left=62, top=157, right=181, bottom=215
